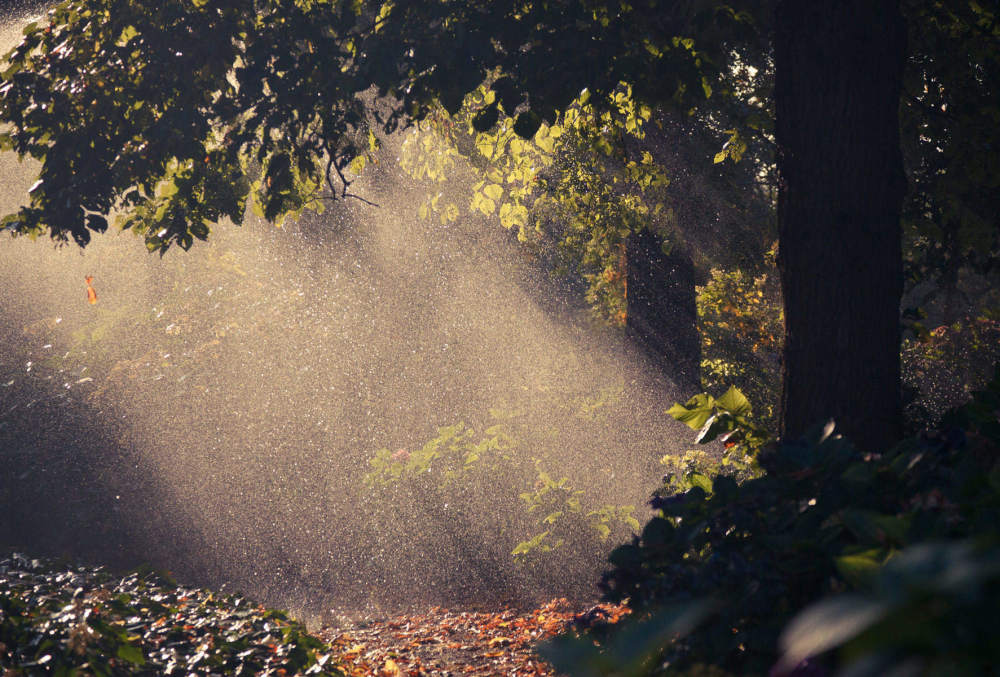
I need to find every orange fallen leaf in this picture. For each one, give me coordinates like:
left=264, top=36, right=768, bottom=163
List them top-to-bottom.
left=85, top=275, right=97, bottom=304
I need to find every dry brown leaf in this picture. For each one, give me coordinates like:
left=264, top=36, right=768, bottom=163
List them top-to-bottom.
left=381, top=658, right=403, bottom=676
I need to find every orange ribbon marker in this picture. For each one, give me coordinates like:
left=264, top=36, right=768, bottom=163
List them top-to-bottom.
left=85, top=275, right=97, bottom=304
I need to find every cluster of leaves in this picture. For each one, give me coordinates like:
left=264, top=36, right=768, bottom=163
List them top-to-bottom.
left=0, top=0, right=379, bottom=251
left=0, top=0, right=763, bottom=255
left=368, top=0, right=746, bottom=139
left=393, top=24, right=777, bottom=343
left=400, top=51, right=777, bottom=329
left=400, top=81, right=672, bottom=326
left=531, top=96, right=672, bottom=326
left=696, top=248, right=782, bottom=427
left=539, top=368, right=1000, bottom=675
left=664, top=385, right=772, bottom=459
left=365, top=411, right=640, bottom=573
left=366, top=421, right=518, bottom=491
left=514, top=461, right=641, bottom=561
left=0, top=552, right=343, bottom=675
left=536, top=600, right=716, bottom=677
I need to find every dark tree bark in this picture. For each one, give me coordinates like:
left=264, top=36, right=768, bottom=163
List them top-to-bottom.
left=775, top=1, right=908, bottom=450
left=626, top=228, right=701, bottom=390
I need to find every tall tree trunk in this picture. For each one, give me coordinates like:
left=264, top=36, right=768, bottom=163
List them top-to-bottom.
left=775, top=1, right=908, bottom=450
left=626, top=228, right=701, bottom=391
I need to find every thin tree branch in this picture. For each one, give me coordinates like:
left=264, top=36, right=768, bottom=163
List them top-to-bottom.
left=343, top=192, right=381, bottom=207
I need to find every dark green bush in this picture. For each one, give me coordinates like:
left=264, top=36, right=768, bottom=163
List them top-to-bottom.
left=551, top=368, right=1000, bottom=676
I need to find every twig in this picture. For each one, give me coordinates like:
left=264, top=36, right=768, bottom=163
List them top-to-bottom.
left=343, top=192, right=381, bottom=207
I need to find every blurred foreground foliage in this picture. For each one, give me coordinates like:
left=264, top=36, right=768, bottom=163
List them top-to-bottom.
left=539, top=368, right=1000, bottom=676
left=0, top=553, right=344, bottom=676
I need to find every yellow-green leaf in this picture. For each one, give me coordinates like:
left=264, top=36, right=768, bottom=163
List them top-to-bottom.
left=375, top=1, right=393, bottom=31
left=474, top=196, right=496, bottom=215
left=499, top=202, right=528, bottom=229
left=835, top=551, right=885, bottom=587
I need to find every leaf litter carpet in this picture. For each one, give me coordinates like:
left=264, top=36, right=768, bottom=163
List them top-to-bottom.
left=0, top=551, right=626, bottom=675
left=319, top=598, right=628, bottom=676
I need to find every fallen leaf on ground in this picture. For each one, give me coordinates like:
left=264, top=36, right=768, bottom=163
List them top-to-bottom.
left=320, top=598, right=628, bottom=676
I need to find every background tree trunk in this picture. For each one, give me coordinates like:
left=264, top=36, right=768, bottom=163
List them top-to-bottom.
left=775, top=1, right=908, bottom=450
left=626, top=228, right=701, bottom=390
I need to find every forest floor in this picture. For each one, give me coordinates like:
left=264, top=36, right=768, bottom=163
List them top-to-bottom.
left=0, top=550, right=628, bottom=676
left=317, top=598, right=629, bottom=676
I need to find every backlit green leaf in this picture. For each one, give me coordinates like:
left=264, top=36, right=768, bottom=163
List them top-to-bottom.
left=716, top=386, right=751, bottom=417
